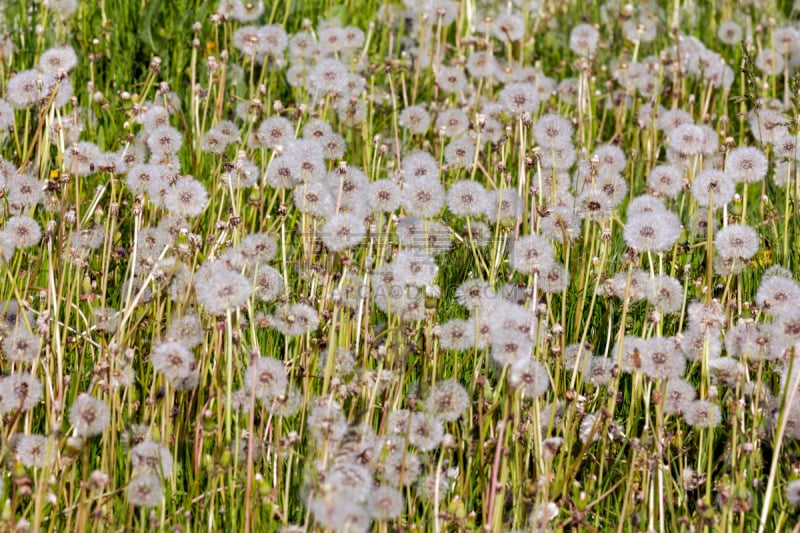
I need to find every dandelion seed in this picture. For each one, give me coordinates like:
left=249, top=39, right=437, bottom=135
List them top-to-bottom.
left=717, top=21, right=742, bottom=45
left=569, top=23, right=599, bottom=56
left=466, top=50, right=498, bottom=78
left=310, top=58, right=349, bottom=95
left=435, top=66, right=467, bottom=94
left=7, top=70, right=42, bottom=108
left=499, top=82, right=539, bottom=115
left=398, top=105, right=431, bottom=134
left=435, top=108, right=469, bottom=138
left=657, top=108, right=693, bottom=134
left=256, top=116, right=294, bottom=149
left=668, top=123, right=707, bottom=156
left=444, top=136, right=476, bottom=168
left=64, top=141, right=101, bottom=177
left=726, top=146, right=768, bottom=184
left=648, top=164, right=684, bottom=199
left=163, top=177, right=208, bottom=218
left=401, top=178, right=445, bottom=218
left=292, top=180, right=335, bottom=217
left=484, top=187, right=522, bottom=223
left=540, top=206, right=580, bottom=243
left=623, top=210, right=681, bottom=252
left=321, top=212, right=366, bottom=252
left=5, top=216, right=42, bottom=248
left=715, top=224, right=759, bottom=260
left=509, top=234, right=555, bottom=274
left=194, top=263, right=251, bottom=315
left=253, top=265, right=284, bottom=303
left=611, top=268, right=649, bottom=302
left=756, top=274, right=800, bottom=316
left=647, top=275, right=684, bottom=314
left=271, top=302, right=320, bottom=336
left=165, top=312, right=203, bottom=350
left=3, top=327, right=42, bottom=362
left=491, top=330, right=533, bottom=366
left=613, top=335, right=647, bottom=373
left=640, top=336, right=685, bottom=379
left=150, top=341, right=197, bottom=389
left=244, top=356, right=288, bottom=401
left=509, top=357, right=549, bottom=397
left=0, top=372, right=42, bottom=414
left=663, top=378, right=697, bottom=416
left=426, top=379, right=469, bottom=421
left=69, top=394, right=110, bottom=437
left=683, top=400, right=722, bottom=428
left=409, top=412, right=444, bottom=451
left=579, top=412, right=601, bottom=444
left=14, top=433, right=54, bottom=468
left=131, top=441, right=173, bottom=477
left=127, top=473, right=163, bottom=507
left=368, top=486, right=403, bottom=520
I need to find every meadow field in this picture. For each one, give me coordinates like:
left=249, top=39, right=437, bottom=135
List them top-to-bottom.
left=1, top=0, right=800, bottom=531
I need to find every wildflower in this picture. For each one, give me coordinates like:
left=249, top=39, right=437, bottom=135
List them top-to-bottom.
left=718, top=21, right=742, bottom=45
left=569, top=24, right=599, bottom=56
left=755, top=49, right=783, bottom=75
left=466, top=50, right=498, bottom=78
left=310, top=58, right=349, bottom=95
left=435, top=66, right=467, bottom=94
left=7, top=70, right=42, bottom=108
left=499, top=82, right=539, bottom=115
left=398, top=105, right=431, bottom=134
left=435, top=108, right=469, bottom=138
left=657, top=108, right=693, bottom=133
left=533, top=113, right=573, bottom=147
left=256, top=116, right=294, bottom=149
left=668, top=123, right=707, bottom=156
left=146, top=125, right=182, bottom=158
left=444, top=136, right=476, bottom=168
left=64, top=141, right=101, bottom=176
left=593, top=144, right=627, bottom=175
left=724, top=146, right=767, bottom=184
left=222, top=156, right=259, bottom=188
left=125, top=163, right=167, bottom=196
left=648, top=164, right=684, bottom=199
left=6, top=172, right=42, bottom=207
left=594, top=173, right=628, bottom=208
left=164, top=176, right=208, bottom=218
left=402, top=178, right=445, bottom=218
left=366, top=179, right=400, bottom=213
left=292, top=180, right=335, bottom=217
left=446, top=180, right=489, bottom=217
left=484, top=187, right=522, bottom=223
left=576, top=188, right=612, bottom=221
left=627, top=194, right=666, bottom=216
left=540, top=206, right=580, bottom=243
left=623, top=210, right=681, bottom=252
left=321, top=212, right=366, bottom=252
left=5, top=216, right=42, bottom=248
left=715, top=224, right=758, bottom=260
left=509, top=234, right=555, bottom=274
left=392, top=249, right=437, bottom=287
left=539, top=262, right=570, bottom=294
left=194, top=263, right=251, bottom=315
left=253, top=265, right=284, bottom=303
left=611, top=268, right=648, bottom=302
left=756, top=274, right=800, bottom=316
left=647, top=275, right=684, bottom=314
left=455, top=279, right=493, bottom=311
left=687, top=300, right=724, bottom=335
left=271, top=302, right=320, bottom=336
left=165, top=312, right=203, bottom=349
left=437, top=319, right=476, bottom=351
left=2, top=327, right=42, bottom=362
left=491, top=330, right=533, bottom=366
left=640, top=336, right=686, bottom=380
left=150, top=341, right=197, bottom=389
left=244, top=356, right=288, bottom=401
left=509, top=357, right=549, bottom=397
left=0, top=372, right=42, bottom=414
left=661, top=378, right=696, bottom=416
left=426, top=379, right=469, bottom=421
left=69, top=394, right=110, bottom=437
left=683, top=400, right=722, bottom=428
left=307, top=401, right=347, bottom=444
left=409, top=412, right=444, bottom=451
left=14, top=433, right=54, bottom=468
left=131, top=441, right=173, bottom=477
left=127, top=474, right=163, bottom=507
left=787, top=480, right=800, bottom=505
left=368, top=486, right=403, bottom=520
